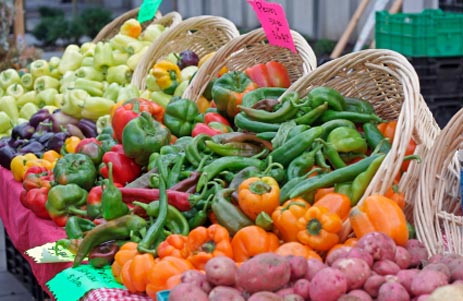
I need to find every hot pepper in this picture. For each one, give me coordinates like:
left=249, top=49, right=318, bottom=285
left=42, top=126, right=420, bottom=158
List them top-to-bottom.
left=151, top=60, right=182, bottom=94
left=245, top=61, right=291, bottom=88
left=211, top=71, right=259, bottom=118
left=307, top=86, right=346, bottom=111
left=241, top=87, right=287, bottom=108
left=162, top=97, right=200, bottom=137
left=344, top=97, right=375, bottom=114
left=319, top=110, right=384, bottom=124
left=122, top=112, right=171, bottom=166
left=326, top=126, right=368, bottom=154
left=205, top=140, right=264, bottom=157
left=99, top=144, right=142, bottom=185
left=286, top=144, right=321, bottom=180
left=53, top=153, right=97, bottom=190
left=350, top=153, right=385, bottom=205
left=101, top=163, right=129, bottom=220
left=237, top=176, right=280, bottom=221
left=45, top=184, right=89, bottom=227
left=19, top=186, right=50, bottom=219
left=271, top=197, right=311, bottom=242
left=296, top=206, right=343, bottom=251
left=64, top=216, right=96, bottom=239
left=186, top=224, right=234, bottom=270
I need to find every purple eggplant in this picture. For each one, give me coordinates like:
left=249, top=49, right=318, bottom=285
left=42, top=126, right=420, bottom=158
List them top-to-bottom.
left=177, top=50, right=199, bottom=69
left=29, top=109, right=52, bottom=128
left=51, top=110, right=79, bottom=133
left=78, top=118, right=98, bottom=138
left=11, top=122, right=36, bottom=140
left=66, top=124, right=85, bottom=139
left=46, top=132, right=69, bottom=152
left=18, top=141, right=45, bottom=156
left=0, top=145, right=17, bottom=169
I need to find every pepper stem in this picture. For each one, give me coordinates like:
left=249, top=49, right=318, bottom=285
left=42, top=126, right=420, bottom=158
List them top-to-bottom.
left=249, top=180, right=271, bottom=195
left=306, top=218, right=322, bottom=236
left=200, top=240, right=216, bottom=253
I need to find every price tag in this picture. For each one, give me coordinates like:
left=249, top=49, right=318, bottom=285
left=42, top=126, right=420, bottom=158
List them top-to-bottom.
left=138, top=0, right=163, bottom=23
left=247, top=0, right=296, bottom=53
left=25, top=241, right=79, bottom=263
left=47, top=265, right=124, bottom=301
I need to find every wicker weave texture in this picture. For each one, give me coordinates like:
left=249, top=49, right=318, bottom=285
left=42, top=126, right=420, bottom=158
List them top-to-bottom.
left=131, top=15, right=240, bottom=90
left=183, top=28, right=317, bottom=103
left=285, top=49, right=440, bottom=238
left=415, top=108, right=463, bottom=255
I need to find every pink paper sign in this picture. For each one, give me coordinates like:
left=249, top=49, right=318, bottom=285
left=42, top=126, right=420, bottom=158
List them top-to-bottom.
left=248, top=0, right=297, bottom=53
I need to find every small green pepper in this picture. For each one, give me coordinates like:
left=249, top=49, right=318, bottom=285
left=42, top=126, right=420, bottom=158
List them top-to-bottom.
left=308, top=86, right=346, bottom=111
left=163, top=97, right=201, bottom=137
left=344, top=97, right=375, bottom=114
left=327, top=126, right=368, bottom=154
left=101, top=163, right=129, bottom=220
left=65, top=216, right=96, bottom=239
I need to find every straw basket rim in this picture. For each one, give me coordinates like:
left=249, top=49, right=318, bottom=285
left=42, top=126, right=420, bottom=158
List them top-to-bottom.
left=92, top=7, right=163, bottom=43
left=131, top=15, right=240, bottom=91
left=183, top=27, right=317, bottom=103
left=415, top=107, right=463, bottom=255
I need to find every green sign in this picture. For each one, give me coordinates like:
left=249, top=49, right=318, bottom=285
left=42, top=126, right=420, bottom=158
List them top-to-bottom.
left=138, top=0, right=163, bottom=23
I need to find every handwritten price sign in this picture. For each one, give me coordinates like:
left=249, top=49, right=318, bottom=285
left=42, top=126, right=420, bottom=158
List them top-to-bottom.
left=138, top=0, right=163, bottom=23
left=247, top=0, right=296, bottom=53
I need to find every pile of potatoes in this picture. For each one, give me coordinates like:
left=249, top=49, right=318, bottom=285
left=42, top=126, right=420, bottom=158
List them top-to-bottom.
left=168, top=231, right=463, bottom=301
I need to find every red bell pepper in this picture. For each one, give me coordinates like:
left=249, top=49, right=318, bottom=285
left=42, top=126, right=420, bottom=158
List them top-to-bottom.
left=245, top=61, right=291, bottom=88
left=203, top=112, right=231, bottom=126
left=192, top=123, right=226, bottom=137
left=99, top=144, right=142, bottom=186
left=22, top=166, right=53, bottom=191
left=20, top=187, right=51, bottom=219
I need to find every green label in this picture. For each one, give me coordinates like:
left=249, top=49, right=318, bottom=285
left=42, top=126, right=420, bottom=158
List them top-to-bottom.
left=138, top=0, right=163, bottom=23
left=25, top=242, right=78, bottom=263
left=47, top=265, right=124, bottom=301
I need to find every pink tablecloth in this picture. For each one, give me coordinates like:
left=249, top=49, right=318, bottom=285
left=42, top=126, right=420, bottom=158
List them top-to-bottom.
left=0, top=166, right=71, bottom=297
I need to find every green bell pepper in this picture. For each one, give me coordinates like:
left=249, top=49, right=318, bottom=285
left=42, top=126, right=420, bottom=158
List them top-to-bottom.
left=30, top=59, right=51, bottom=78
left=106, top=65, right=132, bottom=85
left=0, top=68, right=21, bottom=90
left=211, top=71, right=259, bottom=118
left=20, top=73, right=34, bottom=90
left=34, top=75, right=60, bottom=92
left=6, top=83, right=25, bottom=99
left=307, top=86, right=346, bottom=111
left=163, top=97, right=200, bottom=137
left=122, top=111, right=171, bottom=166
left=326, top=126, right=368, bottom=154
left=53, top=153, right=97, bottom=190
left=45, top=183, right=88, bottom=227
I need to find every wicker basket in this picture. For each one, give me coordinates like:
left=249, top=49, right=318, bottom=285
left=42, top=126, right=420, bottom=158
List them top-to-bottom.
left=92, top=7, right=164, bottom=43
left=131, top=15, right=240, bottom=90
left=183, top=28, right=317, bottom=103
left=285, top=49, right=441, bottom=239
left=415, top=108, right=463, bottom=256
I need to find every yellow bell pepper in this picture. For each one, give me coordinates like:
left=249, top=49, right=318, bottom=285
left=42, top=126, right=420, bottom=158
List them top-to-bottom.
left=151, top=60, right=182, bottom=95
left=62, top=136, right=82, bottom=154
left=42, top=150, right=62, bottom=168
left=10, top=154, right=53, bottom=181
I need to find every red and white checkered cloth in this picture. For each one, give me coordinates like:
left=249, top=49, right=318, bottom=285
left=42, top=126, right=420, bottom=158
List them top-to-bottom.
left=82, top=289, right=152, bottom=301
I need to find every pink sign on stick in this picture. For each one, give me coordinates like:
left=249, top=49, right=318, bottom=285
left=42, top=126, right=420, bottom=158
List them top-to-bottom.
left=247, top=0, right=297, bottom=53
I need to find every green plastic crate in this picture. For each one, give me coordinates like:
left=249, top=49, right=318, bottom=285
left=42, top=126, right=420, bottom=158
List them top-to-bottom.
left=375, top=9, right=463, bottom=57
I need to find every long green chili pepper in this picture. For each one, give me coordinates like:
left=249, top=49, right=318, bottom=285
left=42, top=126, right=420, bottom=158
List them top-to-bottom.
left=238, top=92, right=300, bottom=123
left=344, top=97, right=375, bottom=114
left=294, top=102, right=329, bottom=125
left=319, top=110, right=384, bottom=123
left=234, top=112, right=282, bottom=133
left=319, top=119, right=357, bottom=140
left=363, top=122, right=392, bottom=154
left=255, top=131, right=277, bottom=141
left=185, top=134, right=212, bottom=167
left=316, top=139, right=347, bottom=169
left=205, top=140, right=264, bottom=157
left=286, top=144, right=321, bottom=180
left=314, top=144, right=331, bottom=171
left=167, top=153, right=186, bottom=188
left=289, top=153, right=385, bottom=199
left=349, top=153, right=385, bottom=205
left=137, top=160, right=169, bottom=254
left=279, top=168, right=323, bottom=204
left=334, top=182, right=353, bottom=200
left=211, top=188, right=253, bottom=235
left=188, top=194, right=213, bottom=229
left=73, top=214, right=147, bottom=267
left=65, top=216, right=95, bottom=239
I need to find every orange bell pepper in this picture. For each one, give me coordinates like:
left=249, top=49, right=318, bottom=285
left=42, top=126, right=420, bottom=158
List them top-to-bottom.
left=120, top=18, right=142, bottom=38
left=237, top=176, right=280, bottom=221
left=313, top=192, right=351, bottom=221
left=271, top=197, right=311, bottom=242
left=296, top=206, right=343, bottom=251
left=186, top=224, right=233, bottom=270
left=231, top=225, right=280, bottom=262
left=157, top=234, right=189, bottom=259
left=111, top=242, right=139, bottom=283
left=275, top=242, right=322, bottom=261
left=121, top=253, right=156, bottom=293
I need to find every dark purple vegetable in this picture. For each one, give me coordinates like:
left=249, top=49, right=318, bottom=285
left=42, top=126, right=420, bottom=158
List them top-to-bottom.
left=177, top=50, right=199, bottom=69
left=29, top=109, right=52, bottom=128
left=51, top=110, right=79, bottom=132
left=35, top=118, right=53, bottom=133
left=78, top=118, right=98, bottom=138
left=11, top=122, right=35, bottom=140
left=66, top=124, right=85, bottom=139
left=32, top=132, right=55, bottom=145
left=46, top=132, right=69, bottom=152
left=0, top=137, right=9, bottom=148
left=8, top=138, right=27, bottom=149
left=19, top=141, right=45, bottom=155
left=0, top=145, right=17, bottom=169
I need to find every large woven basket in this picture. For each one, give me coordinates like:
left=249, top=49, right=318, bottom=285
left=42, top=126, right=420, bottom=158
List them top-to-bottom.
left=92, top=7, right=164, bottom=43
left=131, top=15, right=240, bottom=90
left=183, top=28, right=317, bottom=103
left=284, top=49, right=441, bottom=239
left=415, top=108, right=463, bottom=255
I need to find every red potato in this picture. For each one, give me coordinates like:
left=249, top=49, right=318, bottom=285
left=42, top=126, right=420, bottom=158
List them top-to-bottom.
left=356, top=232, right=397, bottom=262
left=405, top=239, right=428, bottom=267
left=325, top=246, right=352, bottom=266
left=394, top=246, right=412, bottom=269
left=346, top=247, right=374, bottom=268
left=236, top=253, right=291, bottom=294
left=432, top=253, right=461, bottom=265
left=205, top=255, right=237, bottom=286
left=286, top=255, right=308, bottom=281
left=332, top=257, right=371, bottom=290
left=448, top=257, right=463, bottom=281
left=305, top=259, right=327, bottom=281
left=373, top=259, right=401, bottom=276
left=422, top=263, right=451, bottom=281
left=309, top=267, right=347, bottom=301
left=396, top=268, right=420, bottom=295
left=180, top=269, right=212, bottom=293
left=410, top=269, right=449, bottom=296
left=364, top=274, right=386, bottom=298
left=293, top=278, right=311, bottom=299
left=377, top=282, right=410, bottom=301
left=168, top=283, right=208, bottom=301
left=208, top=286, right=245, bottom=301
left=276, top=287, right=294, bottom=297
left=347, top=289, right=373, bottom=301
left=248, top=291, right=284, bottom=301
left=283, top=294, right=304, bottom=301
left=414, top=294, right=430, bottom=301
left=337, top=295, right=363, bottom=301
